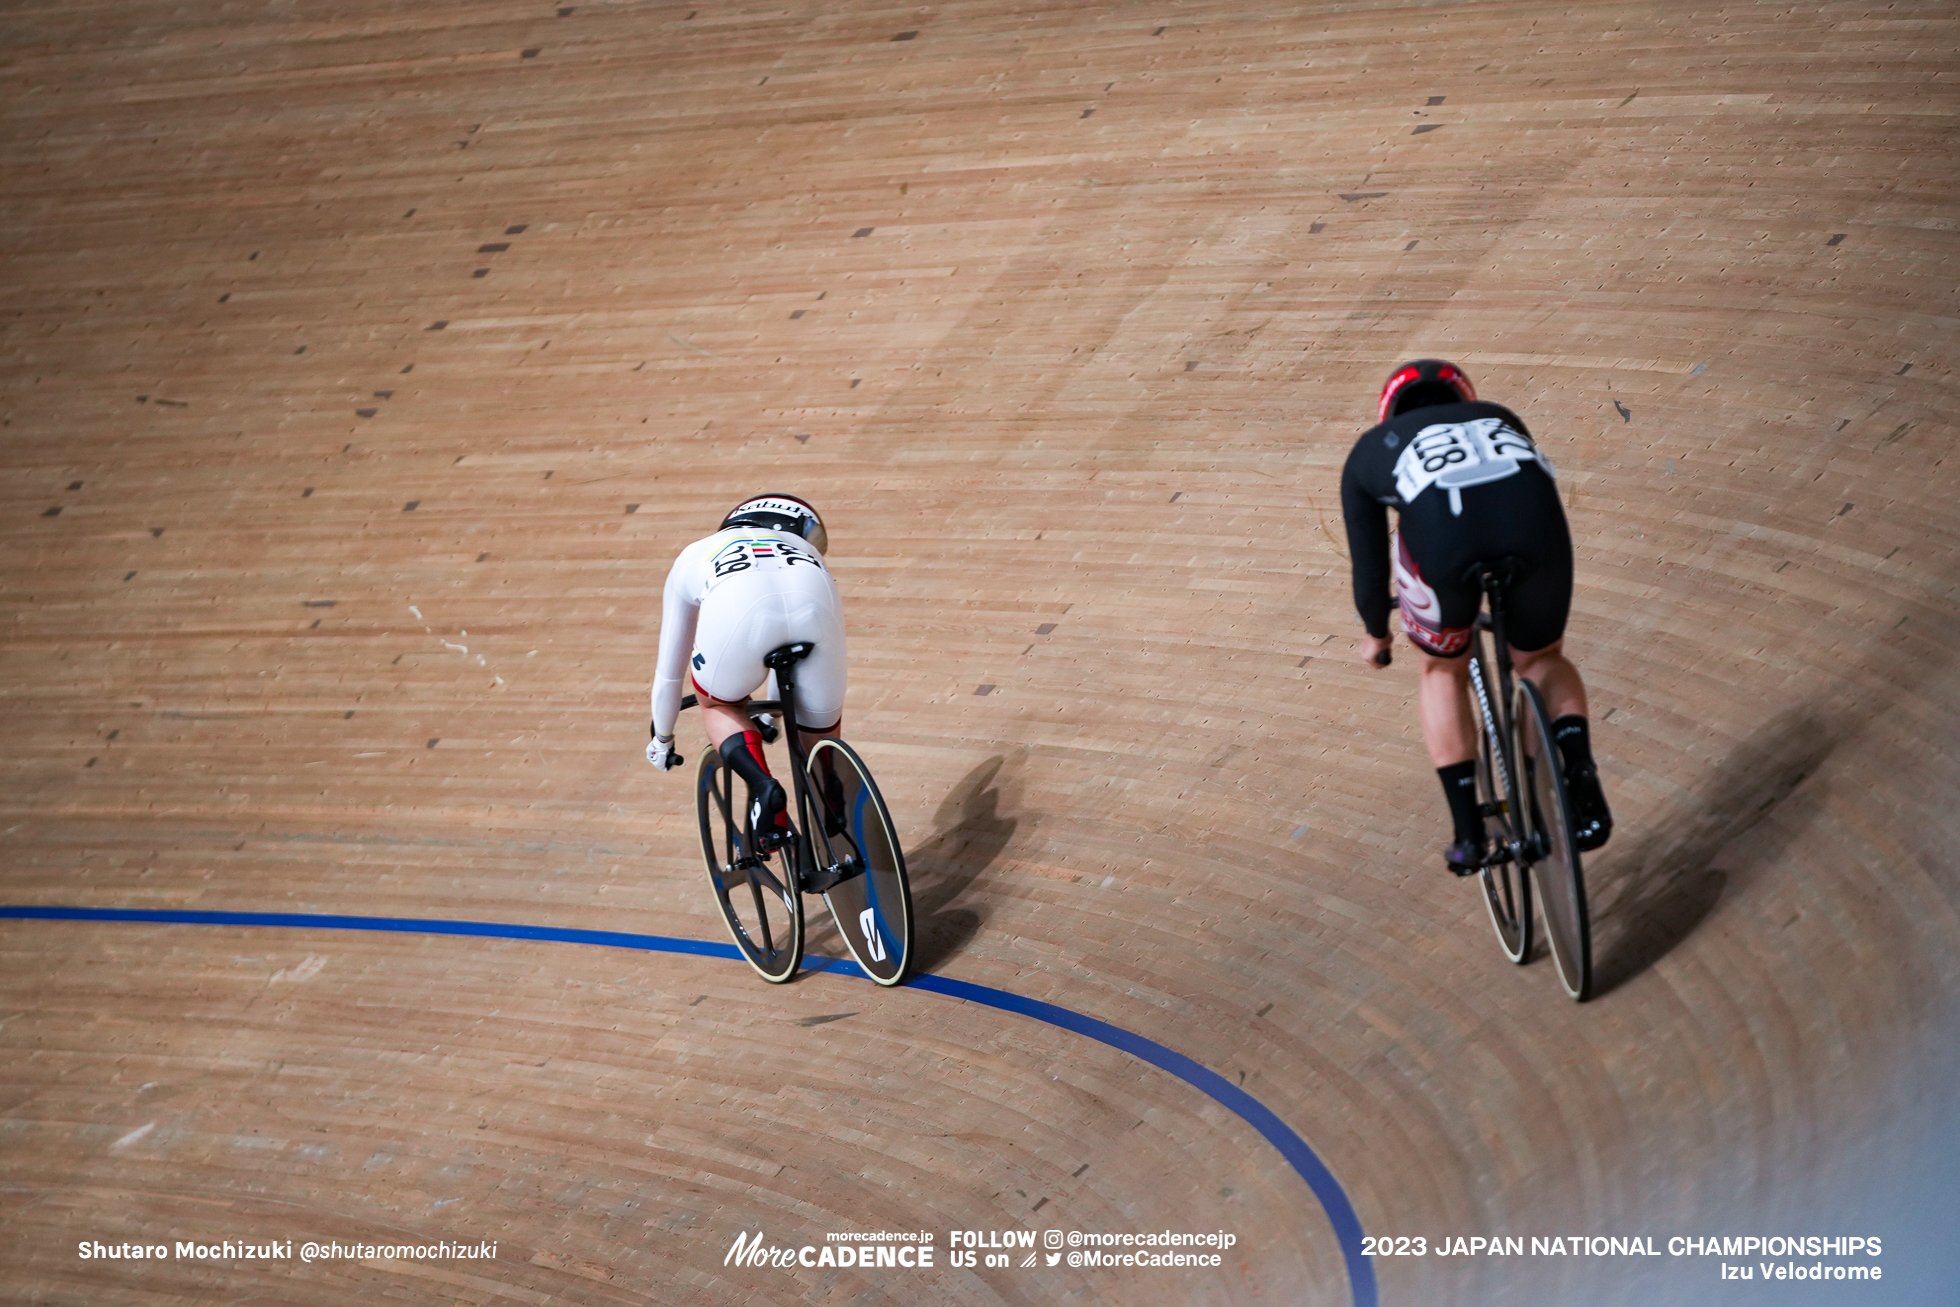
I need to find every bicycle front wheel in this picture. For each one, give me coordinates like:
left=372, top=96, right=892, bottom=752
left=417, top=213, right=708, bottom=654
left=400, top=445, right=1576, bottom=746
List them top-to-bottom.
left=1470, top=641, right=1531, bottom=964
left=1515, top=678, right=1592, bottom=1001
left=805, top=738, right=913, bottom=986
left=698, top=748, right=803, bottom=984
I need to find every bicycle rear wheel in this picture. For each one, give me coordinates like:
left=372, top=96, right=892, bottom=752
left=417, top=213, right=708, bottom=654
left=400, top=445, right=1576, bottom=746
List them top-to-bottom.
left=1469, top=642, right=1532, bottom=964
left=1515, top=678, right=1592, bottom=1001
left=805, top=738, right=913, bottom=986
left=698, top=748, right=803, bottom=983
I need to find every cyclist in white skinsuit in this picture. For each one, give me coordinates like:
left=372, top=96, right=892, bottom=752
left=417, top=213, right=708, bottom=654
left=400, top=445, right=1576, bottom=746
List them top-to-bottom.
left=646, top=494, right=845, bottom=833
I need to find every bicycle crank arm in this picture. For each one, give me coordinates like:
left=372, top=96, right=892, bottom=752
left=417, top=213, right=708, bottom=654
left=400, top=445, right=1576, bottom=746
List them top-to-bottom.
left=802, top=859, right=867, bottom=896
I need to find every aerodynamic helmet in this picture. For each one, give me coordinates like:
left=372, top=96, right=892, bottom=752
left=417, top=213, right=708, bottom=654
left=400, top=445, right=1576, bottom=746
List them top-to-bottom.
left=1377, top=359, right=1477, bottom=423
left=720, top=493, right=827, bottom=555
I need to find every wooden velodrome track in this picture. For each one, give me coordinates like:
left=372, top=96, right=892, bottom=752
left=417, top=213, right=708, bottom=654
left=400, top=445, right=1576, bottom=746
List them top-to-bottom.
left=3, top=1, right=1957, bottom=1302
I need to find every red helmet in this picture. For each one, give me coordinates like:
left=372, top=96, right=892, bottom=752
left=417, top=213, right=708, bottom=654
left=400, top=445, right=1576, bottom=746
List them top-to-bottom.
left=1377, top=359, right=1476, bottom=423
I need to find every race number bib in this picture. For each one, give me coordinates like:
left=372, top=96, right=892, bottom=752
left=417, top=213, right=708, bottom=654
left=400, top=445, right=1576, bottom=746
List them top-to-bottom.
left=1392, top=418, right=1550, bottom=515
left=706, top=535, right=824, bottom=588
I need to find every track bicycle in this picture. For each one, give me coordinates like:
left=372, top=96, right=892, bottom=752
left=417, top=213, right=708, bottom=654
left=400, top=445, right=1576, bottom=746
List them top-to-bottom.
left=1458, top=560, right=1593, bottom=1001
left=676, top=642, right=913, bottom=986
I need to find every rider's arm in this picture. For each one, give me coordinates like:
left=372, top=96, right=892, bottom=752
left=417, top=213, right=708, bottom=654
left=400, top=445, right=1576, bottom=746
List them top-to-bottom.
left=1340, top=449, right=1394, bottom=639
left=650, top=544, right=706, bottom=740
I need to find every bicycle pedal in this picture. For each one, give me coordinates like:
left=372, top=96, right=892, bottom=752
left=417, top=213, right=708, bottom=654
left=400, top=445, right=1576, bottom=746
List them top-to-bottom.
left=1445, top=838, right=1488, bottom=877
left=804, top=859, right=865, bottom=895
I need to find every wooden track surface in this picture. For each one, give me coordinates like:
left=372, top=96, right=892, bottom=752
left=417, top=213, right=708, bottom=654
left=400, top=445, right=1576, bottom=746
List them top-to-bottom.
left=3, top=1, right=1957, bottom=1302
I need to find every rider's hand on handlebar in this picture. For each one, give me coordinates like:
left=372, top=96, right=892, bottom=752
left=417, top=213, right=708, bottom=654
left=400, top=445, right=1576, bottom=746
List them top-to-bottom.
left=1359, top=633, right=1393, bottom=668
left=647, top=733, right=684, bottom=771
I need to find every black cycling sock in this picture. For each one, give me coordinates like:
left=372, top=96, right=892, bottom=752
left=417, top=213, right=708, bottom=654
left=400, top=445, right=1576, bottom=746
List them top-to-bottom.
left=1552, top=715, right=1594, bottom=774
left=718, top=731, right=785, bottom=824
left=1437, top=760, right=1481, bottom=844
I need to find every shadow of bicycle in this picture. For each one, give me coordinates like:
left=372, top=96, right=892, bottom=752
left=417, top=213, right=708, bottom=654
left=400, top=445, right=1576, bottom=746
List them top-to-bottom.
left=1586, top=707, right=1838, bottom=997
left=902, top=753, right=1023, bottom=974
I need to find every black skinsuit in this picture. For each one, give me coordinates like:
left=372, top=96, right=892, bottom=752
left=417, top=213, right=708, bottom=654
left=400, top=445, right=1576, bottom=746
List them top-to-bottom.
left=1340, top=400, right=1572, bottom=656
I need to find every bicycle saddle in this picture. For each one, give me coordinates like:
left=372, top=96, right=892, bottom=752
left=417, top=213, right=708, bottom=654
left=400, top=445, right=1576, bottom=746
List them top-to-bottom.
left=1463, top=557, right=1530, bottom=592
left=763, top=642, right=815, bottom=669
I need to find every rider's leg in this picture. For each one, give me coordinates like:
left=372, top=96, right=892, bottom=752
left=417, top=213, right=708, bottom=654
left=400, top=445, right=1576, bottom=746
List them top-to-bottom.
left=790, top=621, right=849, bottom=826
left=1509, top=639, right=1587, bottom=721
left=1509, top=640, right=1612, bottom=850
left=1416, top=648, right=1487, bottom=871
left=1416, top=648, right=1477, bottom=767
left=701, top=696, right=789, bottom=837
left=702, top=699, right=757, bottom=749
left=792, top=715, right=846, bottom=832
left=791, top=716, right=842, bottom=748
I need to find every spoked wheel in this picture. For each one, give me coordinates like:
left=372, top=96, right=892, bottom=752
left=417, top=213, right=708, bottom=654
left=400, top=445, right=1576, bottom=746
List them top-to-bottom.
left=1469, top=646, right=1532, bottom=964
left=1515, top=678, right=1592, bottom=1001
left=804, top=738, right=913, bottom=986
left=698, top=748, right=803, bottom=983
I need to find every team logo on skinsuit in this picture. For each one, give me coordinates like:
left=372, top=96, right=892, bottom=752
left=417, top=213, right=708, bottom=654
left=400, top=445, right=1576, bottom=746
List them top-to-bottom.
left=1393, top=417, right=1549, bottom=516
left=1393, top=533, right=1470, bottom=656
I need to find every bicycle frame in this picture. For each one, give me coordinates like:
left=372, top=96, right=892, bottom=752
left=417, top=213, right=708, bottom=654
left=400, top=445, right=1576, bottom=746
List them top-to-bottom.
left=1391, top=559, right=1587, bottom=991
left=1466, top=560, right=1526, bottom=865
left=722, top=643, right=859, bottom=895
left=749, top=644, right=818, bottom=880
left=1466, top=645, right=1512, bottom=816
left=677, top=652, right=810, bottom=853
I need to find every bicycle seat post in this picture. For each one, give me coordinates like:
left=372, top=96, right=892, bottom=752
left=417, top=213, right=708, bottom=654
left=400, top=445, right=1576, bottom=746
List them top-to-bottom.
left=1468, top=559, right=1523, bottom=681
left=1483, top=570, right=1508, bottom=661
left=761, top=641, right=817, bottom=789
left=762, top=642, right=815, bottom=722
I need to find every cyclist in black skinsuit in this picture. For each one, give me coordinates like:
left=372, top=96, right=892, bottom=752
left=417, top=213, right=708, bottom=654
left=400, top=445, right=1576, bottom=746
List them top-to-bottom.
left=1340, top=360, right=1612, bottom=873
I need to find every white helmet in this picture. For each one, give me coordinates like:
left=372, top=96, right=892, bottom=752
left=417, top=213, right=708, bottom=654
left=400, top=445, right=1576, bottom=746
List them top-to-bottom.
left=720, top=493, right=827, bottom=555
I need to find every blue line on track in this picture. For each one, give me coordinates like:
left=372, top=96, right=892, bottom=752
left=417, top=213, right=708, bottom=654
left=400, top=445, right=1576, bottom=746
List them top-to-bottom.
left=1, top=904, right=1376, bottom=1307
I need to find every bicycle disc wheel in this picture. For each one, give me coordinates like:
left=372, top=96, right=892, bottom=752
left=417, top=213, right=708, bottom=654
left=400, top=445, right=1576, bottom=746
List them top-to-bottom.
left=1470, top=643, right=1532, bottom=964
left=1515, top=678, right=1592, bottom=1001
left=805, top=738, right=913, bottom=986
left=698, top=748, right=803, bottom=983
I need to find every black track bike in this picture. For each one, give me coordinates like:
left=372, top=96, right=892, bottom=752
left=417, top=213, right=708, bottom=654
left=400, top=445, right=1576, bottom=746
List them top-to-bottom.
left=1458, top=561, right=1593, bottom=1000
left=678, top=642, right=913, bottom=986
